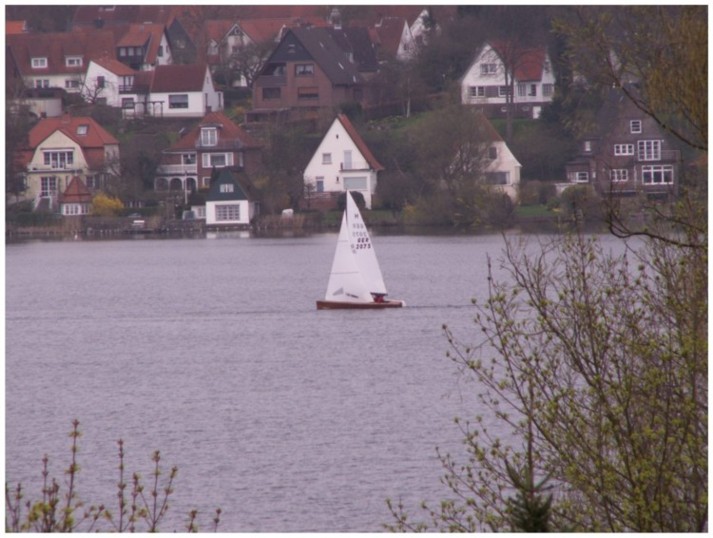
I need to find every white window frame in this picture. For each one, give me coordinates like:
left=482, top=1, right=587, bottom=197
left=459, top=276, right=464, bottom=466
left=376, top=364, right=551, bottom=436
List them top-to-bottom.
left=65, top=56, right=83, bottom=67
left=31, top=57, right=48, bottom=68
left=480, top=63, right=497, bottom=75
left=542, top=83, right=554, bottom=97
left=169, top=94, right=189, bottom=109
left=630, top=120, right=642, bottom=134
left=201, top=127, right=218, bottom=146
left=637, top=140, right=662, bottom=161
left=614, top=144, right=635, bottom=156
left=43, top=151, right=74, bottom=169
left=201, top=152, right=232, bottom=168
left=322, top=153, right=332, bottom=165
left=642, top=164, right=674, bottom=185
left=610, top=169, right=629, bottom=182
left=575, top=171, right=589, bottom=183
left=40, top=176, right=58, bottom=196
left=219, top=183, right=234, bottom=193
left=215, top=203, right=241, bottom=221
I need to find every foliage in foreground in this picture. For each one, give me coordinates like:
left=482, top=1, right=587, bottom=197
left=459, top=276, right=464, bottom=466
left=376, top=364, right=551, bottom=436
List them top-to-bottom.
left=5, top=420, right=221, bottom=532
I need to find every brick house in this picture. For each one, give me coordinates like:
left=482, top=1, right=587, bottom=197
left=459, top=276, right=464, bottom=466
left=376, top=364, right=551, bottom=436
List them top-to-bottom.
left=564, top=85, right=682, bottom=198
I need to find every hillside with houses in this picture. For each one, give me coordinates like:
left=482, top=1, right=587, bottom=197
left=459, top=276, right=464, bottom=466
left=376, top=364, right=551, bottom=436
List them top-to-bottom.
left=5, top=5, right=695, bottom=235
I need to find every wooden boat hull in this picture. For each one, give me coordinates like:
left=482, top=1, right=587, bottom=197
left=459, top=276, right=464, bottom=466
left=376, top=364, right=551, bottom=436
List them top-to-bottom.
left=316, top=299, right=405, bottom=310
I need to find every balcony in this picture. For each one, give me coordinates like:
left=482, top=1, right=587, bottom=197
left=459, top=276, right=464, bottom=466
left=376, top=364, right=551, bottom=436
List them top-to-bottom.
left=340, top=160, right=371, bottom=171
left=156, top=164, right=198, bottom=176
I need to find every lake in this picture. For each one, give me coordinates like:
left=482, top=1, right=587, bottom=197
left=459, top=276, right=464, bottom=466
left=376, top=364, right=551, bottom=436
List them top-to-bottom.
left=5, top=231, right=550, bottom=532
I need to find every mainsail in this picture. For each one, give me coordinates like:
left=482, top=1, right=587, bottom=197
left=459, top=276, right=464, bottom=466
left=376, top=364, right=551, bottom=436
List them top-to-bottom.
left=324, top=192, right=387, bottom=302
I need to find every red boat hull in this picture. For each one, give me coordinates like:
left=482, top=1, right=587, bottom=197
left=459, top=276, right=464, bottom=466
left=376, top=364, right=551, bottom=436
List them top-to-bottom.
left=316, top=299, right=405, bottom=310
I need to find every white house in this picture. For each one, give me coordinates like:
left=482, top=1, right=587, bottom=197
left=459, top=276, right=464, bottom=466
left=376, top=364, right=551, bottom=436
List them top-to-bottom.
left=460, top=41, right=556, bottom=119
left=82, top=57, right=140, bottom=108
left=148, top=64, right=223, bottom=118
left=303, top=114, right=384, bottom=209
left=205, top=169, right=256, bottom=227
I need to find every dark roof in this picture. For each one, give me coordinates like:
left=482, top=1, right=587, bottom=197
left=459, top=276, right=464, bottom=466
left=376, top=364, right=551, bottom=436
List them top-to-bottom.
left=326, top=26, right=378, bottom=73
left=270, top=27, right=362, bottom=85
left=150, top=63, right=209, bottom=92
left=206, top=169, right=250, bottom=202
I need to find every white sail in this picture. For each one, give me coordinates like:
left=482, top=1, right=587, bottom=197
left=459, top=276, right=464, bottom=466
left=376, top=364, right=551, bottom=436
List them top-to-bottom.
left=323, top=192, right=389, bottom=303
left=345, top=192, right=388, bottom=296
left=324, top=209, right=373, bottom=302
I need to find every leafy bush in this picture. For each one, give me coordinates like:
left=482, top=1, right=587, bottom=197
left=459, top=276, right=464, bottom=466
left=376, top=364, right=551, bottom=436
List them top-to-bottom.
left=5, top=420, right=221, bottom=532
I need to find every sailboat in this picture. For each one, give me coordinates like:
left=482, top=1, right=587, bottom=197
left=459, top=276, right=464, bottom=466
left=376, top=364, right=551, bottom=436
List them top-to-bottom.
left=316, top=192, right=405, bottom=310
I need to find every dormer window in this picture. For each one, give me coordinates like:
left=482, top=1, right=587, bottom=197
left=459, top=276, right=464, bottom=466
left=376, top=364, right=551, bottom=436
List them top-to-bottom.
left=65, top=56, right=83, bottom=67
left=31, top=57, right=48, bottom=69
left=630, top=120, right=642, bottom=134
left=76, top=125, right=88, bottom=135
left=201, top=127, right=217, bottom=147
left=220, top=183, right=234, bottom=193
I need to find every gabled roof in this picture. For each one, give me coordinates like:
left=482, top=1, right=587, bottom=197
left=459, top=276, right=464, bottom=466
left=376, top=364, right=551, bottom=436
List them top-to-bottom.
left=238, top=17, right=327, bottom=45
left=370, top=17, right=409, bottom=59
left=117, top=23, right=167, bottom=65
left=327, top=26, right=378, bottom=73
left=269, top=27, right=362, bottom=85
left=7, top=29, right=118, bottom=76
left=487, top=40, right=550, bottom=82
left=91, top=56, right=137, bottom=76
left=150, top=63, right=209, bottom=93
left=168, top=110, right=261, bottom=152
left=336, top=114, right=384, bottom=171
left=27, top=115, right=119, bottom=149
left=206, top=168, right=250, bottom=202
left=60, top=177, right=93, bottom=204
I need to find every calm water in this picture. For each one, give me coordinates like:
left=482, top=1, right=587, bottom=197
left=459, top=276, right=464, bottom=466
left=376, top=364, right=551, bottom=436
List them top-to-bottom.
left=5, top=231, right=540, bottom=532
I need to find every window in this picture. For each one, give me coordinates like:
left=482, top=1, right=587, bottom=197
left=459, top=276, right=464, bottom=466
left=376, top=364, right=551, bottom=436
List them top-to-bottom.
left=157, top=45, right=163, bottom=58
left=119, top=47, right=127, bottom=57
left=65, top=56, right=82, bottom=67
left=31, top=57, right=47, bottom=68
left=295, top=63, right=314, bottom=76
left=480, top=63, right=497, bottom=75
left=97, top=76, right=105, bottom=88
left=35, top=79, right=49, bottom=88
left=65, top=79, right=80, bottom=89
left=517, top=83, right=527, bottom=97
left=543, top=83, right=554, bottom=97
left=529, top=84, right=537, bottom=97
left=498, top=85, right=511, bottom=97
left=297, top=86, right=318, bottom=100
left=468, top=86, right=485, bottom=98
left=485, top=86, right=499, bottom=98
left=262, top=87, right=281, bottom=100
left=169, top=94, right=189, bottom=109
left=121, top=97, right=135, bottom=109
left=630, top=120, right=642, bottom=133
left=76, top=124, right=88, bottom=135
left=201, top=127, right=217, bottom=146
left=637, top=140, right=661, bottom=161
left=584, top=141, right=592, bottom=153
left=614, top=144, right=635, bottom=156
left=488, top=146, right=497, bottom=159
left=43, top=151, right=74, bottom=169
left=201, top=153, right=232, bottom=168
left=322, top=153, right=332, bottom=165
left=183, top=154, right=196, bottom=165
left=642, top=165, right=674, bottom=185
left=610, top=169, right=629, bottom=182
left=575, top=171, right=589, bottom=183
left=485, top=172, right=508, bottom=185
left=40, top=176, right=58, bottom=196
left=344, top=177, right=367, bottom=191
left=316, top=178, right=324, bottom=192
left=219, top=183, right=234, bottom=193
left=215, top=204, right=241, bottom=221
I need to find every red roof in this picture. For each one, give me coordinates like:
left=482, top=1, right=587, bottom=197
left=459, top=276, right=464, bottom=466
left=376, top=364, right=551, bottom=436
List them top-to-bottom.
left=370, top=17, right=407, bottom=58
left=6, top=20, right=26, bottom=34
left=117, top=23, right=166, bottom=65
left=489, top=40, right=549, bottom=82
left=92, top=56, right=137, bottom=76
left=149, top=64, right=209, bottom=93
left=169, top=110, right=261, bottom=151
left=336, top=114, right=384, bottom=171
left=28, top=115, right=119, bottom=148
left=60, top=177, right=93, bottom=204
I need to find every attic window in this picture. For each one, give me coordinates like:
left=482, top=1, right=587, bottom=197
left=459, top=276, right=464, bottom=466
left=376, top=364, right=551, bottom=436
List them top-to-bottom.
left=287, top=44, right=296, bottom=54
left=65, top=56, right=83, bottom=67
left=31, top=57, right=48, bottom=69
left=480, top=63, right=497, bottom=75
left=630, top=120, right=642, bottom=134
left=76, top=125, right=89, bottom=135
left=201, top=127, right=217, bottom=146
left=220, top=183, right=234, bottom=193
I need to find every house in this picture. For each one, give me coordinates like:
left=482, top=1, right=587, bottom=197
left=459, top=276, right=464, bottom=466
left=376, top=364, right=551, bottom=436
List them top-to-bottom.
left=370, top=17, right=415, bottom=63
left=116, top=23, right=173, bottom=71
left=248, top=27, right=365, bottom=124
left=6, top=29, right=117, bottom=94
left=460, top=40, right=556, bottom=119
left=82, top=56, right=141, bottom=107
left=148, top=64, right=223, bottom=118
left=564, top=85, right=682, bottom=199
left=154, top=110, right=262, bottom=194
left=470, top=112, right=522, bottom=201
left=303, top=113, right=384, bottom=209
left=17, top=114, right=120, bottom=211
left=205, top=168, right=257, bottom=227
left=59, top=176, right=93, bottom=216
